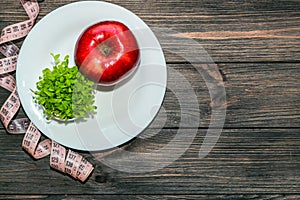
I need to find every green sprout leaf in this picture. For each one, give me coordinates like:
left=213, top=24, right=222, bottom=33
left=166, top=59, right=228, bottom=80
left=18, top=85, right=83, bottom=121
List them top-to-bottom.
left=31, top=53, right=97, bottom=121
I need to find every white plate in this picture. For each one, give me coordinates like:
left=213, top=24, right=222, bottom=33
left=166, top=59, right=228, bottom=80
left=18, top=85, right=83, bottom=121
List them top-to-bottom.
left=16, top=1, right=167, bottom=151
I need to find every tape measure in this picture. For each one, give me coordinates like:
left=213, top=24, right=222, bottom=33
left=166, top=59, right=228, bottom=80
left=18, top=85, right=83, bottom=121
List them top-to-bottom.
left=0, top=0, right=94, bottom=182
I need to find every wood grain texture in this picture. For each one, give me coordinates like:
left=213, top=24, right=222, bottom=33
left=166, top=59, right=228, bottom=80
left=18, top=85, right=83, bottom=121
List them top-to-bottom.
left=0, top=0, right=300, bottom=198
left=0, top=0, right=299, bottom=63
left=1, top=128, right=300, bottom=194
left=2, top=195, right=300, bottom=200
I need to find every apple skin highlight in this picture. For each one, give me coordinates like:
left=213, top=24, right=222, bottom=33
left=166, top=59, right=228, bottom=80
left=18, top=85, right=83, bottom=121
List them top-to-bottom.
left=74, top=21, right=140, bottom=86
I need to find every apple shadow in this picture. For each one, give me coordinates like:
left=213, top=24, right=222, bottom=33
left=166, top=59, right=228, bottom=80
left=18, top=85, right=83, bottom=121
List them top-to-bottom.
left=95, top=60, right=140, bottom=92
left=96, top=84, right=116, bottom=92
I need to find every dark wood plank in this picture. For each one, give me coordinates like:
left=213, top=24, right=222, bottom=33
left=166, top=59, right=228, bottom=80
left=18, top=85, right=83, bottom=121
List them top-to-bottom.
left=0, top=0, right=299, bottom=63
left=155, top=62, right=300, bottom=128
left=166, top=62, right=300, bottom=128
left=220, top=63, right=300, bottom=127
left=1, top=128, right=300, bottom=194
left=2, top=195, right=300, bottom=200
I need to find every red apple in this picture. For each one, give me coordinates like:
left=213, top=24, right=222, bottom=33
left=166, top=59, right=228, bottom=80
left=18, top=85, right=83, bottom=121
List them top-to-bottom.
left=74, top=21, right=140, bottom=85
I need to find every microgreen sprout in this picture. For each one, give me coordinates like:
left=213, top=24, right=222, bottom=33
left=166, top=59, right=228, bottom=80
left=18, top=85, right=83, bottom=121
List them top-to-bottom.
left=31, top=53, right=97, bottom=121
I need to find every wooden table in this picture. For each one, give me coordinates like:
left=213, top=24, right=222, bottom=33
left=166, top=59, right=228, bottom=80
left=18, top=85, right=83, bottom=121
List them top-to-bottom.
left=1, top=0, right=299, bottom=199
